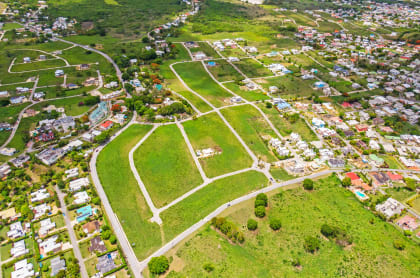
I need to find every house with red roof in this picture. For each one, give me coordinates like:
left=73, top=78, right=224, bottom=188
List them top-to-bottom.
left=341, top=102, right=352, bottom=108
left=99, top=121, right=114, bottom=131
left=355, top=124, right=369, bottom=132
left=346, top=172, right=360, bottom=181
left=386, top=172, right=403, bottom=181
left=396, top=215, right=419, bottom=231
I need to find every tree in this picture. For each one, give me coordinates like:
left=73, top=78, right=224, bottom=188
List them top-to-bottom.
left=341, top=177, right=352, bottom=187
left=303, top=179, right=314, bottom=190
left=256, top=193, right=268, bottom=205
left=254, top=199, right=267, bottom=208
left=255, top=206, right=266, bottom=218
left=269, top=218, right=282, bottom=231
left=247, top=219, right=258, bottom=231
left=320, top=224, right=335, bottom=238
left=109, top=235, right=117, bottom=244
left=304, top=236, right=320, bottom=253
left=393, top=239, right=405, bottom=250
left=148, top=256, right=169, bottom=274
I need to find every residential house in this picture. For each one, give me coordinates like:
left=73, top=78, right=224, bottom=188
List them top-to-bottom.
left=376, top=198, right=405, bottom=219
left=88, top=236, right=107, bottom=253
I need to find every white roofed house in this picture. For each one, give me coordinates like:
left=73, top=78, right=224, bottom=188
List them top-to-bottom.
left=369, top=140, right=380, bottom=151
left=69, top=177, right=90, bottom=192
left=30, top=189, right=50, bottom=203
left=73, top=191, right=90, bottom=205
left=375, top=198, right=405, bottom=219
left=33, top=203, right=51, bottom=219
left=39, top=218, right=56, bottom=237
left=7, top=222, right=25, bottom=239
left=38, top=234, right=62, bottom=255
left=10, top=240, right=29, bottom=258
left=11, top=259, right=34, bottom=278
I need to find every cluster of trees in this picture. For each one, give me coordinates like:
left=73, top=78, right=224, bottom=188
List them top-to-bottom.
left=78, top=96, right=100, bottom=106
left=158, top=102, right=187, bottom=116
left=254, top=193, right=268, bottom=218
left=211, top=217, right=245, bottom=243
left=320, top=224, right=352, bottom=247
left=304, top=236, right=320, bottom=253
left=148, top=256, right=169, bottom=275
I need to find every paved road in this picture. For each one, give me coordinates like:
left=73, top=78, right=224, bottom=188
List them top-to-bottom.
left=54, top=37, right=123, bottom=84
left=89, top=114, right=143, bottom=278
left=128, top=125, right=162, bottom=224
left=138, top=169, right=336, bottom=271
left=55, top=186, right=88, bottom=278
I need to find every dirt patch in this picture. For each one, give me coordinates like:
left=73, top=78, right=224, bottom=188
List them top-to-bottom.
left=81, top=21, right=94, bottom=31
left=254, top=78, right=268, bottom=84
left=162, top=255, right=185, bottom=277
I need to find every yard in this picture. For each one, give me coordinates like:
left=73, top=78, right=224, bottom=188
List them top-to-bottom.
left=189, top=42, right=221, bottom=59
left=11, top=59, right=67, bottom=72
left=173, top=62, right=233, bottom=107
left=256, top=75, right=319, bottom=98
left=223, top=82, right=270, bottom=102
left=221, top=104, right=277, bottom=163
left=182, top=112, right=253, bottom=178
left=96, top=124, right=162, bottom=260
left=133, top=124, right=203, bottom=208
left=270, top=167, right=296, bottom=181
left=161, top=170, right=268, bottom=242
left=165, top=176, right=420, bottom=277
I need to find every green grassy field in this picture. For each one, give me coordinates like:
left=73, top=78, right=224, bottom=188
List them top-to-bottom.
left=190, top=42, right=221, bottom=59
left=232, top=58, right=272, bottom=78
left=11, top=59, right=67, bottom=72
left=206, top=60, right=243, bottom=82
left=173, top=62, right=232, bottom=107
left=257, top=75, right=318, bottom=98
left=224, top=82, right=270, bottom=101
left=175, top=90, right=213, bottom=113
left=32, top=96, right=93, bottom=116
left=0, top=103, right=30, bottom=123
left=221, top=104, right=277, bottom=163
left=258, top=104, right=318, bottom=141
left=182, top=113, right=253, bottom=177
left=96, top=124, right=162, bottom=259
left=133, top=124, right=203, bottom=208
left=270, top=167, right=296, bottom=181
left=161, top=170, right=268, bottom=241
left=166, top=175, right=420, bottom=277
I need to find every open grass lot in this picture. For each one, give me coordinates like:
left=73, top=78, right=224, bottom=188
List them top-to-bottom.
left=2, top=22, right=23, bottom=31
left=189, top=42, right=220, bottom=59
left=60, top=47, right=115, bottom=74
left=220, top=47, right=249, bottom=58
left=288, top=54, right=318, bottom=69
left=232, top=58, right=272, bottom=78
left=11, top=59, right=67, bottom=72
left=206, top=60, right=243, bottom=82
left=173, top=62, right=232, bottom=107
left=256, top=75, right=318, bottom=98
left=224, top=82, right=269, bottom=101
left=175, top=90, right=213, bottom=113
left=32, top=96, right=93, bottom=116
left=0, top=103, right=30, bottom=123
left=221, top=104, right=277, bottom=163
left=258, top=104, right=318, bottom=142
left=182, top=113, right=253, bottom=177
left=97, top=124, right=162, bottom=259
left=133, top=124, right=203, bottom=208
left=0, top=132, right=10, bottom=147
left=380, top=155, right=404, bottom=170
left=270, top=167, right=296, bottom=181
left=161, top=170, right=268, bottom=241
left=166, top=176, right=420, bottom=278
left=385, top=188, right=415, bottom=203
left=409, top=196, right=420, bottom=214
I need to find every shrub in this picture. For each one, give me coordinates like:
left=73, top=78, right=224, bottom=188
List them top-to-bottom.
left=341, top=177, right=352, bottom=187
left=303, top=179, right=314, bottom=190
left=256, top=193, right=268, bottom=203
left=254, top=199, right=267, bottom=208
left=255, top=206, right=266, bottom=218
left=269, top=218, right=282, bottom=231
left=247, top=219, right=258, bottom=231
left=320, top=224, right=336, bottom=238
left=109, top=235, right=117, bottom=244
left=304, top=236, right=320, bottom=253
left=393, top=239, right=406, bottom=250
left=148, top=256, right=169, bottom=274
left=203, top=262, right=215, bottom=272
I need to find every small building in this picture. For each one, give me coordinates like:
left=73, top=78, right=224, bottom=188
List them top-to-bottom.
left=99, top=120, right=114, bottom=131
left=376, top=198, right=405, bottom=219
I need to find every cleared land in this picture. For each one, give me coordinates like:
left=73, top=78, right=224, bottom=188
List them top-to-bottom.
left=232, top=58, right=272, bottom=78
left=11, top=59, right=67, bottom=72
left=206, top=60, right=243, bottom=82
left=173, top=62, right=232, bottom=107
left=257, top=75, right=318, bottom=98
left=224, top=82, right=269, bottom=102
left=221, top=104, right=277, bottom=162
left=258, top=104, right=318, bottom=142
left=182, top=112, right=253, bottom=177
left=96, top=124, right=162, bottom=259
left=133, top=124, right=203, bottom=208
left=161, top=170, right=268, bottom=241
left=167, top=176, right=420, bottom=277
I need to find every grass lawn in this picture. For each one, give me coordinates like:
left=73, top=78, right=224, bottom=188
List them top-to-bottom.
left=2, top=22, right=23, bottom=31
left=189, top=42, right=220, bottom=58
left=232, top=58, right=272, bottom=78
left=11, top=59, right=67, bottom=72
left=206, top=60, right=243, bottom=82
left=173, top=62, right=232, bottom=107
left=256, top=75, right=318, bottom=98
left=224, top=82, right=270, bottom=102
left=175, top=90, right=213, bottom=113
left=32, top=96, right=93, bottom=116
left=0, top=103, right=31, bottom=123
left=221, top=104, right=277, bottom=163
left=258, top=104, right=318, bottom=142
left=182, top=113, right=253, bottom=177
left=96, top=124, right=162, bottom=260
left=133, top=124, right=203, bottom=208
left=0, top=132, right=9, bottom=148
left=381, top=155, right=404, bottom=169
left=270, top=167, right=296, bottom=181
left=161, top=170, right=268, bottom=241
left=167, top=176, right=420, bottom=278
left=385, top=188, right=415, bottom=203
left=408, top=196, right=420, bottom=214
